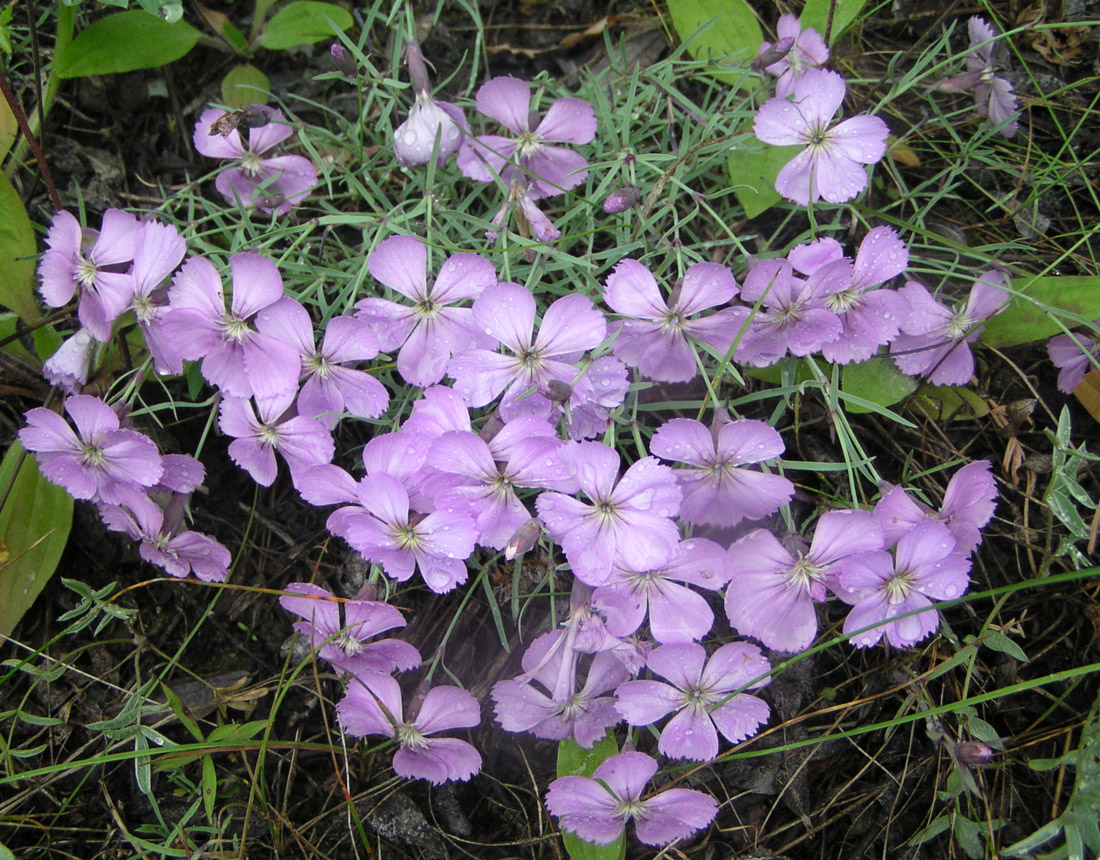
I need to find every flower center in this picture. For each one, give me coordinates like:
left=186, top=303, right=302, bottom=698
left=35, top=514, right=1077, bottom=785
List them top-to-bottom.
left=516, top=131, right=541, bottom=157
left=240, top=150, right=264, bottom=175
left=76, top=257, right=99, bottom=289
left=826, top=288, right=862, bottom=313
left=132, top=294, right=156, bottom=322
left=414, top=297, right=439, bottom=320
left=660, top=308, right=687, bottom=334
left=946, top=309, right=971, bottom=339
left=221, top=313, right=251, bottom=343
left=308, top=353, right=332, bottom=379
left=259, top=423, right=281, bottom=446
left=80, top=442, right=105, bottom=467
left=396, top=525, right=422, bottom=551
left=788, top=556, right=823, bottom=590
left=884, top=570, right=912, bottom=604
left=333, top=629, right=363, bottom=656
left=394, top=722, right=428, bottom=750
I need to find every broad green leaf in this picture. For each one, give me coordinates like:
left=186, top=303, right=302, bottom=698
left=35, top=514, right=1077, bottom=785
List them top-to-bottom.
left=666, top=0, right=762, bottom=84
left=799, top=0, right=869, bottom=43
left=257, top=2, right=352, bottom=51
left=55, top=11, right=200, bottom=78
left=221, top=64, right=271, bottom=108
left=0, top=97, right=15, bottom=162
left=728, top=144, right=799, bottom=219
left=0, top=172, right=40, bottom=325
left=981, top=274, right=1100, bottom=348
left=840, top=356, right=918, bottom=413
left=909, top=384, right=989, bottom=421
left=0, top=442, right=74, bottom=637
left=557, top=733, right=624, bottom=860
left=0, top=839, right=15, bottom=860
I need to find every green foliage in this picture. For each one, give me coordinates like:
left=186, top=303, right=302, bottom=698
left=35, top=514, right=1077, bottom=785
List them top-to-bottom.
left=665, top=0, right=762, bottom=84
left=799, top=0, right=869, bottom=43
left=256, top=1, right=353, bottom=51
left=55, top=10, right=200, bottom=78
left=221, top=63, right=271, bottom=108
left=727, top=144, right=800, bottom=219
left=0, top=172, right=39, bottom=325
left=981, top=275, right=1100, bottom=348
left=840, top=356, right=919, bottom=413
left=1041, top=408, right=1100, bottom=564
left=0, top=443, right=74, bottom=637
left=1005, top=684, right=1100, bottom=859
left=557, top=733, right=624, bottom=860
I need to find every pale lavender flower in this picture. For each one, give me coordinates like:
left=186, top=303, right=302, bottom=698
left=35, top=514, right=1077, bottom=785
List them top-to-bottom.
left=758, top=14, right=829, bottom=97
left=939, top=17, right=1019, bottom=139
left=394, top=42, right=468, bottom=167
left=754, top=69, right=889, bottom=205
left=458, top=76, right=596, bottom=198
left=193, top=106, right=317, bottom=214
left=485, top=175, right=562, bottom=243
left=37, top=209, right=139, bottom=342
left=128, top=220, right=188, bottom=374
left=820, top=227, right=912, bottom=364
left=356, top=235, right=496, bottom=387
left=161, top=254, right=303, bottom=401
left=735, top=258, right=844, bottom=366
left=604, top=259, right=745, bottom=383
left=890, top=271, right=1009, bottom=386
left=447, top=284, right=607, bottom=416
left=256, top=297, right=388, bottom=427
left=1048, top=324, right=1100, bottom=393
left=43, top=328, right=96, bottom=394
left=555, top=355, right=630, bottom=440
left=402, top=385, right=473, bottom=438
left=218, top=391, right=335, bottom=489
left=20, top=395, right=163, bottom=504
left=424, top=416, right=574, bottom=550
left=650, top=417, right=794, bottom=527
left=536, top=442, right=682, bottom=586
left=874, top=460, right=996, bottom=555
left=328, top=473, right=476, bottom=593
left=98, top=486, right=230, bottom=581
left=725, top=510, right=883, bottom=652
left=838, top=520, right=971, bottom=648
left=591, top=537, right=730, bottom=643
left=278, top=582, right=420, bottom=675
left=491, top=630, right=628, bottom=748
left=615, top=642, right=771, bottom=761
left=337, top=673, right=481, bottom=784
left=545, top=751, right=718, bottom=846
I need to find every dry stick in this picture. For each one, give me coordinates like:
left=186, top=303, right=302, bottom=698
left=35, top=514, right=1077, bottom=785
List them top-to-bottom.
left=0, top=67, right=62, bottom=211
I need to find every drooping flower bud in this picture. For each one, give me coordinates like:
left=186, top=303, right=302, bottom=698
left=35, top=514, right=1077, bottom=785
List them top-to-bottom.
left=330, top=42, right=357, bottom=79
left=602, top=184, right=639, bottom=214
left=504, top=518, right=543, bottom=561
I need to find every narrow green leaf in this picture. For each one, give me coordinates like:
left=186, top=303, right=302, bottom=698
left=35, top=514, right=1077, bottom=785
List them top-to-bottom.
left=666, top=0, right=762, bottom=84
left=799, top=0, right=869, bottom=43
left=257, top=2, right=352, bottom=50
left=55, top=11, right=200, bottom=78
left=223, top=22, right=249, bottom=54
left=221, top=63, right=271, bottom=109
left=728, top=144, right=800, bottom=218
left=0, top=172, right=40, bottom=325
left=981, top=275, right=1100, bottom=348
left=840, top=357, right=919, bottom=413
left=0, top=442, right=74, bottom=637
left=557, top=733, right=624, bottom=860
left=202, top=754, right=217, bottom=821
left=908, top=815, right=951, bottom=845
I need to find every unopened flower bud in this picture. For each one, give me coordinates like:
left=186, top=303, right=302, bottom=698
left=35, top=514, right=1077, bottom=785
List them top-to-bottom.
left=754, top=36, right=795, bottom=71
left=330, top=42, right=357, bottom=79
left=394, top=94, right=467, bottom=167
left=238, top=104, right=272, bottom=130
left=602, top=185, right=639, bottom=214
left=545, top=380, right=573, bottom=403
left=505, top=518, right=543, bottom=561
left=954, top=741, right=994, bottom=765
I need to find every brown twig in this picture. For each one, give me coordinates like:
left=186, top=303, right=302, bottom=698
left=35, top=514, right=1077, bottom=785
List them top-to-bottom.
left=0, top=66, right=62, bottom=211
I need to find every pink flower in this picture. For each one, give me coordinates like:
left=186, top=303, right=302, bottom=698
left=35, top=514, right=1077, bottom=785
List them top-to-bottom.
left=758, top=14, right=829, bottom=97
left=939, top=17, right=1019, bottom=139
left=393, top=42, right=468, bottom=166
left=754, top=69, right=889, bottom=205
left=458, top=76, right=596, bottom=198
left=193, top=106, right=317, bottom=214
left=37, top=209, right=139, bottom=341
left=128, top=220, right=188, bottom=375
left=356, top=235, right=497, bottom=388
left=161, top=254, right=303, bottom=401
left=604, top=259, right=744, bottom=383
left=890, top=271, right=1009, bottom=385
left=1047, top=324, right=1100, bottom=393
left=19, top=395, right=163, bottom=504
left=536, top=442, right=682, bottom=586
left=838, top=520, right=971, bottom=648
left=278, top=582, right=420, bottom=675
left=615, top=642, right=771, bottom=761
left=337, top=674, right=482, bottom=785
left=545, top=751, right=718, bottom=846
